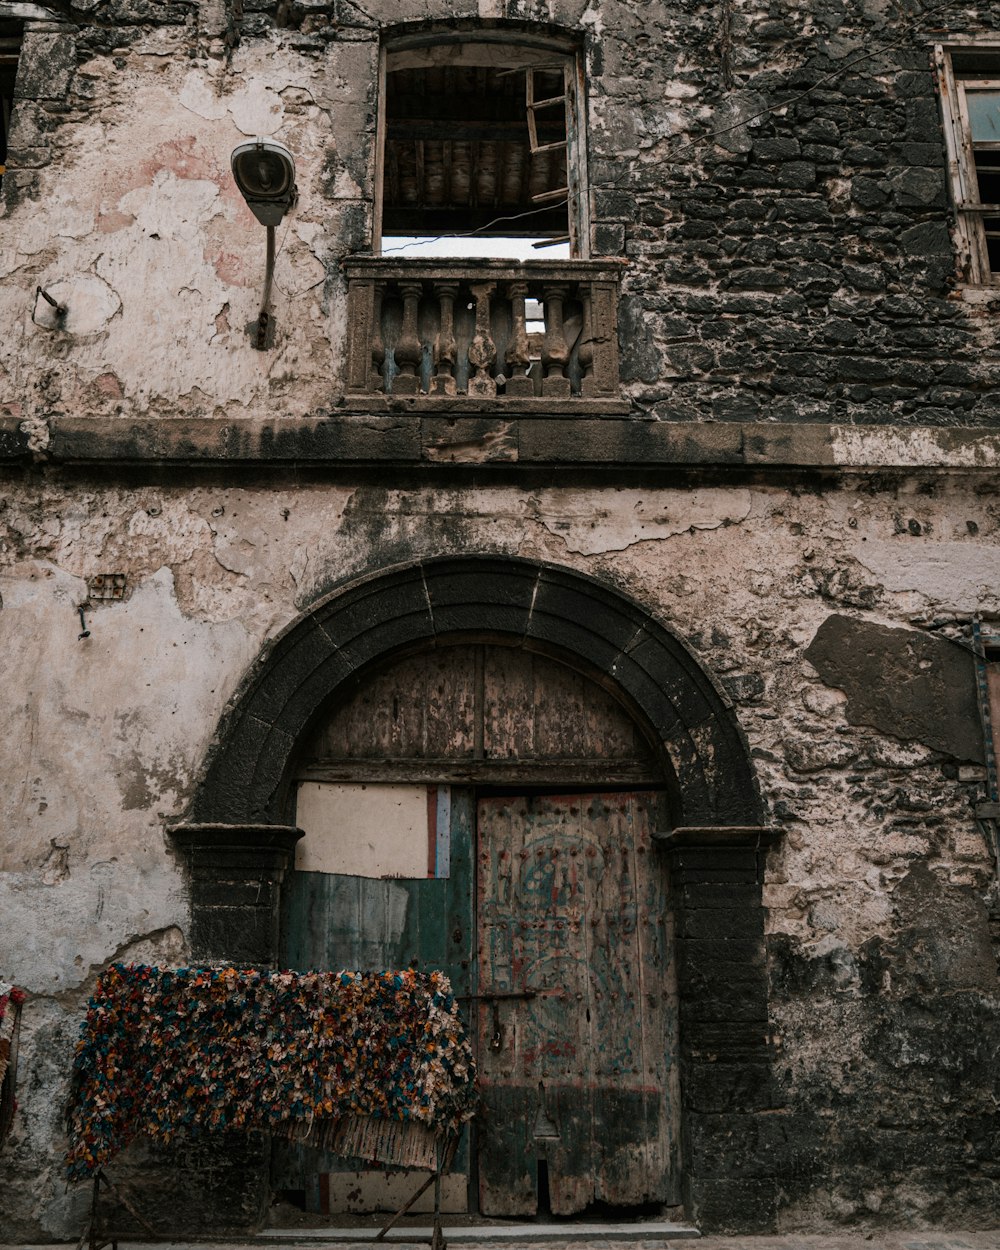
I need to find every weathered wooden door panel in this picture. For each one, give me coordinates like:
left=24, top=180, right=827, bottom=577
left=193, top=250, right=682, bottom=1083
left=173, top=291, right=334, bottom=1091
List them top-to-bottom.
left=276, top=788, right=475, bottom=1212
left=476, top=792, right=676, bottom=1217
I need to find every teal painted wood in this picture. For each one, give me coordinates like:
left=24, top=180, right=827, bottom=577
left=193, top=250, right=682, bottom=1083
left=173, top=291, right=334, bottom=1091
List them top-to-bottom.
left=275, top=788, right=475, bottom=1208
left=475, top=792, right=677, bottom=1217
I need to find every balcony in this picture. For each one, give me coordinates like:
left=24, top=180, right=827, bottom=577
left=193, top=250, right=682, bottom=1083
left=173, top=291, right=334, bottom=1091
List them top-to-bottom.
left=343, top=258, right=625, bottom=413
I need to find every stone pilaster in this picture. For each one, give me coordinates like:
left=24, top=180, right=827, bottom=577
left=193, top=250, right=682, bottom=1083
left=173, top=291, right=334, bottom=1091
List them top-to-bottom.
left=169, top=823, right=302, bottom=966
left=657, top=826, right=781, bottom=1233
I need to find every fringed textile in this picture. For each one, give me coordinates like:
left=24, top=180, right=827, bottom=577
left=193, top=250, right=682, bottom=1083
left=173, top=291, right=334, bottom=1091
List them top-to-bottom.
left=66, top=965, right=476, bottom=1181
left=0, top=982, right=26, bottom=1153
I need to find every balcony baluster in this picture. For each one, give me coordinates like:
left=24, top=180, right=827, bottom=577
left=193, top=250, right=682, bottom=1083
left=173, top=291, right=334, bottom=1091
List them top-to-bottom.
left=394, top=280, right=423, bottom=396
left=467, top=282, right=497, bottom=399
left=541, top=283, right=572, bottom=399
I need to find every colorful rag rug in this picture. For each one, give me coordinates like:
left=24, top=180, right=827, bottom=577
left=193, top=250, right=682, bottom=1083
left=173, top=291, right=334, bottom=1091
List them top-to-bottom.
left=66, top=965, right=476, bottom=1180
left=0, top=981, right=26, bottom=1152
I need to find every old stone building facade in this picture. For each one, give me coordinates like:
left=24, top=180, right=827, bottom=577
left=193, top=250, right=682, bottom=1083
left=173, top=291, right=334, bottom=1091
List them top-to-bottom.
left=1, top=0, right=999, bottom=1239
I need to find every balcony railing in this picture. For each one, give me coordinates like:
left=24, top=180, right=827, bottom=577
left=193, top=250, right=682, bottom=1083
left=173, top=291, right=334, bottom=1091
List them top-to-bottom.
left=343, top=258, right=624, bottom=410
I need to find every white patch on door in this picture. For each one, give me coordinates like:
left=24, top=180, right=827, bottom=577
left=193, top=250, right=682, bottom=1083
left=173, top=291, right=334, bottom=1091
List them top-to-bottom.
left=295, top=782, right=450, bottom=878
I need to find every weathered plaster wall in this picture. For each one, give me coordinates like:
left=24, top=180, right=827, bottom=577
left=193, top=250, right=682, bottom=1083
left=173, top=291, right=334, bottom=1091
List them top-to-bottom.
left=1, top=0, right=999, bottom=1237
left=6, top=0, right=1000, bottom=425
left=1, top=470, right=998, bottom=1235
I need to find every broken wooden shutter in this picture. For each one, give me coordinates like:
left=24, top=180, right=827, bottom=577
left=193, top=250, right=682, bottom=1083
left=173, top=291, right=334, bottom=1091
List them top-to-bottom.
left=526, top=65, right=572, bottom=249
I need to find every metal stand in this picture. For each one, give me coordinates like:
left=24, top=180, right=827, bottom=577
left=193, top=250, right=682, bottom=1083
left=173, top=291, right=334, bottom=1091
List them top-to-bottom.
left=373, top=1135, right=455, bottom=1250
left=76, top=1170, right=156, bottom=1250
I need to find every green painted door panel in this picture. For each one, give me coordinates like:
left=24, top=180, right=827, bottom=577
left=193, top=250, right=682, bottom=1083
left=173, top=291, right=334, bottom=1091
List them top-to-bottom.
left=274, top=787, right=475, bottom=1211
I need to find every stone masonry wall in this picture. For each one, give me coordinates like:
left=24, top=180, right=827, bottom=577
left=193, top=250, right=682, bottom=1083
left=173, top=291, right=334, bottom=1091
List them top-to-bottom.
left=4, top=0, right=1000, bottom=427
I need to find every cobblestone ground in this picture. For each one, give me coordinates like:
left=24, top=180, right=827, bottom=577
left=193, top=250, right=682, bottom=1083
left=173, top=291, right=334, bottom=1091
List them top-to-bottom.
left=14, top=1235, right=1000, bottom=1250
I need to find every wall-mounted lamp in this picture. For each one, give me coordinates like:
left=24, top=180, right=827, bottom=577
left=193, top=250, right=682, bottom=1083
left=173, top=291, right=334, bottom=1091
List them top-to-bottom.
left=231, top=138, right=297, bottom=350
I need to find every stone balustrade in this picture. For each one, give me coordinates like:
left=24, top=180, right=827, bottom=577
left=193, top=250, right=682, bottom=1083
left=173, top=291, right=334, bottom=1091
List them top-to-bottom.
left=343, top=258, right=624, bottom=409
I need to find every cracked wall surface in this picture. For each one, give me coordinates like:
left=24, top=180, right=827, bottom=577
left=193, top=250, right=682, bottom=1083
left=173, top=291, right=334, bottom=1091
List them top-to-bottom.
left=0, top=0, right=999, bottom=1239
left=2, top=471, right=999, bottom=1234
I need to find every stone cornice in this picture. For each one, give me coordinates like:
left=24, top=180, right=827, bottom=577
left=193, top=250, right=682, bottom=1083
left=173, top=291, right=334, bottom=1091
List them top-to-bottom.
left=3, top=415, right=1000, bottom=474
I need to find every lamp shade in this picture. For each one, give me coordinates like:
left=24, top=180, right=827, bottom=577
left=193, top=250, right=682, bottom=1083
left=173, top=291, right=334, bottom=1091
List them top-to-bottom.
left=231, top=139, right=297, bottom=226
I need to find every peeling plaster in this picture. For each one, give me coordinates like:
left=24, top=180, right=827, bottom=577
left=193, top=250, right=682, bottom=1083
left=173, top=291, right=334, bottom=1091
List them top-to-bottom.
left=530, top=487, right=753, bottom=553
left=853, top=537, right=1000, bottom=614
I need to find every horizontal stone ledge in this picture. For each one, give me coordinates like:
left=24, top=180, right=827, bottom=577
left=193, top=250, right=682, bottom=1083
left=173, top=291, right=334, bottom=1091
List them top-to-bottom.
left=347, top=396, right=631, bottom=416
left=4, top=415, right=1000, bottom=472
left=169, top=823, right=304, bottom=874
left=654, top=825, right=782, bottom=848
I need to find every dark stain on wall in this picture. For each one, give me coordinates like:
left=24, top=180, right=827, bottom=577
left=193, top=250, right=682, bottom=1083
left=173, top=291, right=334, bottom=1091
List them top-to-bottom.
left=805, top=614, right=984, bottom=762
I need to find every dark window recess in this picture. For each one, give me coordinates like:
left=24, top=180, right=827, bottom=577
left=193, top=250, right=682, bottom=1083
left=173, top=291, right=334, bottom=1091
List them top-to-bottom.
left=0, top=22, right=22, bottom=192
left=939, top=48, right=1000, bottom=283
left=382, top=63, right=571, bottom=245
left=984, top=647, right=1000, bottom=799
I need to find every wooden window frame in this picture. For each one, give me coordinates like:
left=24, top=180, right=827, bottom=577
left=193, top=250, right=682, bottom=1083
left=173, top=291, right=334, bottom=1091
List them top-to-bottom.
left=0, top=24, right=23, bottom=188
left=373, top=30, right=591, bottom=259
left=935, top=42, right=1000, bottom=286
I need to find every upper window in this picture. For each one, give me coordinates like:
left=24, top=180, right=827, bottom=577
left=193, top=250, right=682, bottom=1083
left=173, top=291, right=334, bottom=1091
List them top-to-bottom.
left=0, top=21, right=22, bottom=193
left=376, top=34, right=589, bottom=259
left=937, top=44, right=1000, bottom=285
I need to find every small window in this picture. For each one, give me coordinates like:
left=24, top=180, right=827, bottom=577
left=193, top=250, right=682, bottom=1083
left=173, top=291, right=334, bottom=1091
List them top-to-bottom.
left=0, top=22, right=22, bottom=193
left=376, top=36, right=589, bottom=259
left=936, top=45, right=1000, bottom=285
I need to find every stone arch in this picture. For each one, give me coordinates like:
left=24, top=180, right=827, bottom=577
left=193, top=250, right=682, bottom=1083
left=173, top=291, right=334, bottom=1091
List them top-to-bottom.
left=169, top=555, right=779, bottom=1231
left=185, top=555, right=763, bottom=830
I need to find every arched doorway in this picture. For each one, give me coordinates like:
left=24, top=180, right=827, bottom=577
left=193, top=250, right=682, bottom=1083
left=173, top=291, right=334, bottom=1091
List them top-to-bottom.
left=171, top=557, right=776, bottom=1231
left=276, top=643, right=679, bottom=1217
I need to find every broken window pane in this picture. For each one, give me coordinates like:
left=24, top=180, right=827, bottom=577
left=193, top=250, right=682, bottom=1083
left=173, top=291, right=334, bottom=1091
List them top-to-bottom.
left=967, top=90, right=1000, bottom=143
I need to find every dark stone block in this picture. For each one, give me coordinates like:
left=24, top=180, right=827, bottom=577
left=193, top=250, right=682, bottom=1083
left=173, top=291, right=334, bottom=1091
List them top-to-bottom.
left=16, top=33, right=76, bottom=102
left=905, top=97, right=944, bottom=142
left=753, top=136, right=802, bottom=161
left=777, top=161, right=817, bottom=189
left=891, top=166, right=946, bottom=208
left=851, top=175, right=889, bottom=207
left=899, top=219, right=954, bottom=256
left=0, top=420, right=31, bottom=460
left=425, top=557, right=539, bottom=640
left=527, top=568, right=647, bottom=673
left=805, top=614, right=984, bottom=761
left=236, top=618, right=348, bottom=728
left=195, top=713, right=299, bottom=823
left=668, top=848, right=762, bottom=879
left=190, top=877, right=280, bottom=909
left=680, top=882, right=763, bottom=910
left=190, top=904, right=279, bottom=965
left=678, top=907, right=765, bottom=940
left=676, top=938, right=767, bottom=971
left=678, top=988, right=768, bottom=1023
left=682, top=1023, right=773, bottom=1066
left=684, top=1061, right=779, bottom=1112
left=688, top=1112, right=781, bottom=1179
left=102, top=1132, right=268, bottom=1236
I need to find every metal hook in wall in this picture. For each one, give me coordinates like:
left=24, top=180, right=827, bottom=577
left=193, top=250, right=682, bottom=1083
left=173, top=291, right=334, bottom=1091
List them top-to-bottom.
left=33, top=285, right=67, bottom=329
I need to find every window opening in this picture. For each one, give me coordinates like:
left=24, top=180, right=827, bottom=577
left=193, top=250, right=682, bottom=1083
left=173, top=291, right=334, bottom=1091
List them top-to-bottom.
left=0, top=22, right=22, bottom=193
left=378, top=41, right=586, bottom=259
left=937, top=45, right=1000, bottom=284
left=973, top=621, right=1000, bottom=801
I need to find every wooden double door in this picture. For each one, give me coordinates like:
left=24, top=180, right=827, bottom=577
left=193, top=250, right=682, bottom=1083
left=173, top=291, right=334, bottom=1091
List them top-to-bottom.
left=280, top=786, right=678, bottom=1217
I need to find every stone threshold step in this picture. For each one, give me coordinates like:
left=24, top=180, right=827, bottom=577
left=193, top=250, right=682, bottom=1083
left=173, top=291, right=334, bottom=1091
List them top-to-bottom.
left=259, top=1224, right=700, bottom=1244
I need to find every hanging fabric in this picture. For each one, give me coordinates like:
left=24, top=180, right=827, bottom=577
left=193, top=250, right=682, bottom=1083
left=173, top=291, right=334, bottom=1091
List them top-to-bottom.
left=66, top=965, right=476, bottom=1180
left=0, top=981, right=26, bottom=1153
